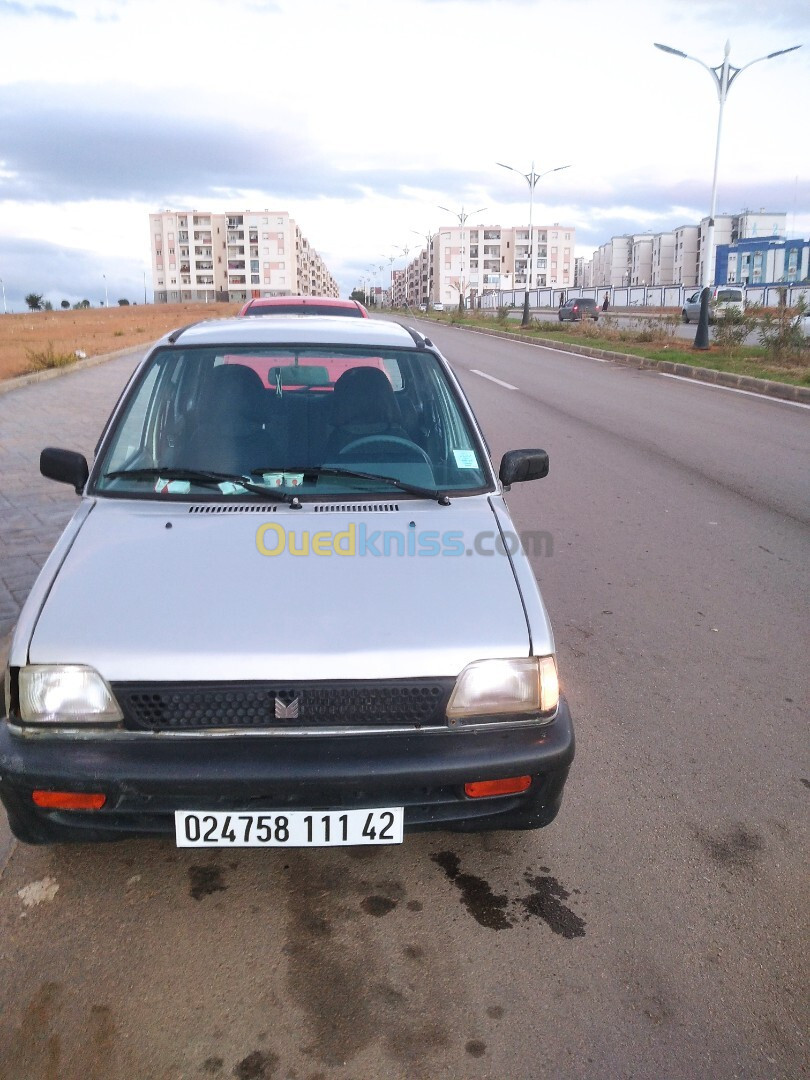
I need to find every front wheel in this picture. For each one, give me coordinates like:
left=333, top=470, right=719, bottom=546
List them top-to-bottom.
left=682, top=310, right=689, bottom=324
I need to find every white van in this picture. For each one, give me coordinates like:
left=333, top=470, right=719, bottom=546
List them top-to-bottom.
left=682, top=286, right=745, bottom=324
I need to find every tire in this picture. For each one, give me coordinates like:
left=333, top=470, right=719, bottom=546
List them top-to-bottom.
left=682, top=310, right=689, bottom=324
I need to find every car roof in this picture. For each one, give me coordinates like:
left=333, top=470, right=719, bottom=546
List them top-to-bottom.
left=239, top=295, right=367, bottom=315
left=159, top=316, right=426, bottom=350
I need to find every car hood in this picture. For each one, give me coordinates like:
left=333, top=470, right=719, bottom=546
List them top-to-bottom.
left=27, top=498, right=549, bottom=681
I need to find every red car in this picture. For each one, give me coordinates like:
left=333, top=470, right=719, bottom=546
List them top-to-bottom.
left=238, top=296, right=369, bottom=318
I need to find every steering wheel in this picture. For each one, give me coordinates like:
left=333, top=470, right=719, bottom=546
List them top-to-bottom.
left=339, top=435, right=433, bottom=467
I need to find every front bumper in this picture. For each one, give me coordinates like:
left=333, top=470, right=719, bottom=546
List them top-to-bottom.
left=0, top=700, right=574, bottom=842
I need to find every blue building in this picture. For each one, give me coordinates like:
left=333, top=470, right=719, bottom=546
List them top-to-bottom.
left=715, top=236, right=810, bottom=286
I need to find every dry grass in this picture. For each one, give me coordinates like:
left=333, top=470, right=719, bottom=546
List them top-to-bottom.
left=0, top=302, right=242, bottom=381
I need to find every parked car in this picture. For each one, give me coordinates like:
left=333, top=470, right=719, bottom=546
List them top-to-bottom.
left=681, top=286, right=745, bottom=324
left=239, top=295, right=369, bottom=318
left=558, top=298, right=599, bottom=322
left=433, top=301, right=445, bottom=311
left=1, top=316, right=574, bottom=846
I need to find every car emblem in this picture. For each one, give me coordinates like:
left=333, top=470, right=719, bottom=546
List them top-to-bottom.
left=274, top=697, right=300, bottom=719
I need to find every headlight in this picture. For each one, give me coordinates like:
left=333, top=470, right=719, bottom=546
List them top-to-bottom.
left=446, top=656, right=559, bottom=725
left=19, top=665, right=123, bottom=725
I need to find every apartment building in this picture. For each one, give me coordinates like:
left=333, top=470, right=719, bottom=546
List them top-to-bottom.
left=149, top=210, right=339, bottom=304
left=697, top=211, right=787, bottom=286
left=428, top=223, right=575, bottom=306
left=650, top=233, right=675, bottom=285
left=716, top=235, right=810, bottom=286
left=630, top=236, right=654, bottom=286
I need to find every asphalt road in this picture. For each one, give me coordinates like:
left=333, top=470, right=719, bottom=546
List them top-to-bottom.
left=0, top=330, right=808, bottom=1080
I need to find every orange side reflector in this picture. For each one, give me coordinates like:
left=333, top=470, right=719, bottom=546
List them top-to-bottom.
left=465, top=776, right=532, bottom=798
left=33, top=791, right=106, bottom=810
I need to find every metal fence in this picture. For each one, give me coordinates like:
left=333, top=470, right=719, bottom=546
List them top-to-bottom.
left=476, top=283, right=810, bottom=311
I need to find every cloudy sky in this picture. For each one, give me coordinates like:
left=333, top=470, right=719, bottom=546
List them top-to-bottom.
left=0, top=0, right=808, bottom=308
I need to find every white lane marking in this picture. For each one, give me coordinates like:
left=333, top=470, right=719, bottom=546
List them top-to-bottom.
left=470, top=369, right=519, bottom=391
left=658, top=372, right=810, bottom=409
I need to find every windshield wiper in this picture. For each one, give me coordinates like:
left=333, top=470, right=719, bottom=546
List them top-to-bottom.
left=252, top=465, right=450, bottom=505
left=103, top=467, right=291, bottom=502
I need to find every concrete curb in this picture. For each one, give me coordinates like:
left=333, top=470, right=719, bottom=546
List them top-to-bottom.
left=420, top=320, right=810, bottom=405
left=0, top=344, right=145, bottom=397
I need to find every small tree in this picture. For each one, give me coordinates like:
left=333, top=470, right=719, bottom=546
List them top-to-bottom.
left=349, top=289, right=365, bottom=303
left=25, top=293, right=43, bottom=311
left=758, top=297, right=808, bottom=362
left=118, top=298, right=130, bottom=306
left=73, top=299, right=91, bottom=309
left=43, top=300, right=53, bottom=311
left=60, top=300, right=70, bottom=310
left=712, top=306, right=757, bottom=355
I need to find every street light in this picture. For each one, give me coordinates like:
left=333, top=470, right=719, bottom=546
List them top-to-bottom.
left=654, top=39, right=801, bottom=310
left=497, top=161, right=571, bottom=326
left=437, top=205, right=487, bottom=311
left=102, top=273, right=108, bottom=308
left=0, top=278, right=6, bottom=315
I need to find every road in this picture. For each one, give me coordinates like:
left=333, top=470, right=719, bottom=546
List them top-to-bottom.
left=0, top=330, right=808, bottom=1080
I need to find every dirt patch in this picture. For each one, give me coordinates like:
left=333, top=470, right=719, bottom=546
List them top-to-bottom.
left=0, top=302, right=242, bottom=381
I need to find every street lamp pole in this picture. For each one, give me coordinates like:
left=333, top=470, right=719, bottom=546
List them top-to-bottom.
left=654, top=40, right=801, bottom=295
left=497, top=161, right=571, bottom=326
left=437, top=205, right=487, bottom=312
left=102, top=273, right=108, bottom=308
left=0, top=278, right=6, bottom=315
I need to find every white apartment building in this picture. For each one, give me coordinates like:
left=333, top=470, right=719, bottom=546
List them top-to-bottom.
left=149, top=210, right=339, bottom=304
left=697, top=211, right=787, bottom=287
left=430, top=223, right=575, bottom=306
left=672, top=225, right=700, bottom=286
left=650, top=233, right=675, bottom=286
left=630, top=236, right=654, bottom=286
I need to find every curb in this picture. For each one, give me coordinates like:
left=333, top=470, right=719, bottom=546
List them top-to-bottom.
left=419, top=320, right=810, bottom=405
left=0, top=344, right=145, bottom=397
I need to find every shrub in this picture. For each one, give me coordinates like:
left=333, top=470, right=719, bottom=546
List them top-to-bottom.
left=757, top=299, right=809, bottom=363
left=712, top=306, right=758, bottom=355
left=25, top=342, right=77, bottom=371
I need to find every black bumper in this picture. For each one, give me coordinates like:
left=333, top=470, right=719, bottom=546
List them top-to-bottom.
left=0, top=700, right=574, bottom=843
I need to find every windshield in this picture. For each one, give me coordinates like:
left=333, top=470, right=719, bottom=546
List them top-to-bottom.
left=93, top=344, right=491, bottom=498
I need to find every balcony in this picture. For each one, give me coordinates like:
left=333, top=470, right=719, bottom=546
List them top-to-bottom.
left=193, top=232, right=212, bottom=243
left=227, top=232, right=244, bottom=243
left=194, top=247, right=213, bottom=258
left=228, top=261, right=245, bottom=271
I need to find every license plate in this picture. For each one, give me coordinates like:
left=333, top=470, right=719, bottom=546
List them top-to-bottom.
left=174, top=808, right=404, bottom=847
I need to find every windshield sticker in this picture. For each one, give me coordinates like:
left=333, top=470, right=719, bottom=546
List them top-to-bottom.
left=453, top=449, right=478, bottom=469
left=155, top=478, right=191, bottom=494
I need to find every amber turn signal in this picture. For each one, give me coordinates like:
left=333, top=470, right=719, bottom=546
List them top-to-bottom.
left=464, top=776, right=532, bottom=798
left=32, top=791, right=106, bottom=810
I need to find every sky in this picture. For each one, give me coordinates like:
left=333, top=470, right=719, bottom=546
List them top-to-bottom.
left=0, top=0, right=808, bottom=309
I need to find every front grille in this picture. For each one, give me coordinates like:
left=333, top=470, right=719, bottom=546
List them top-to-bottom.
left=113, top=679, right=455, bottom=732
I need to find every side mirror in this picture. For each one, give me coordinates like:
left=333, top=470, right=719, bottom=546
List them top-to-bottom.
left=40, top=448, right=89, bottom=494
left=499, top=449, right=549, bottom=487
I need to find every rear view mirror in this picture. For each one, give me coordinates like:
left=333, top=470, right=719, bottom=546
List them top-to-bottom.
left=40, top=447, right=89, bottom=494
left=499, top=449, right=549, bottom=487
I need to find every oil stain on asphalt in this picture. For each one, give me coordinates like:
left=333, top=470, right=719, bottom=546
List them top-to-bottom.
left=430, top=852, right=586, bottom=938
left=188, top=864, right=228, bottom=901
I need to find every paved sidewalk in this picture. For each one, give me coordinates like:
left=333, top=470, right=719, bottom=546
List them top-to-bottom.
left=0, top=349, right=143, bottom=639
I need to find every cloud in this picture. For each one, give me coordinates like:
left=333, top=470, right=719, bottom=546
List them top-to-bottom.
left=0, top=0, right=76, bottom=17
left=0, top=235, right=146, bottom=310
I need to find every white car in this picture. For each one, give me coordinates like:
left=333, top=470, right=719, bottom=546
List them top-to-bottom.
left=682, top=286, right=745, bottom=324
left=432, top=301, right=445, bottom=312
left=1, top=316, right=574, bottom=845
